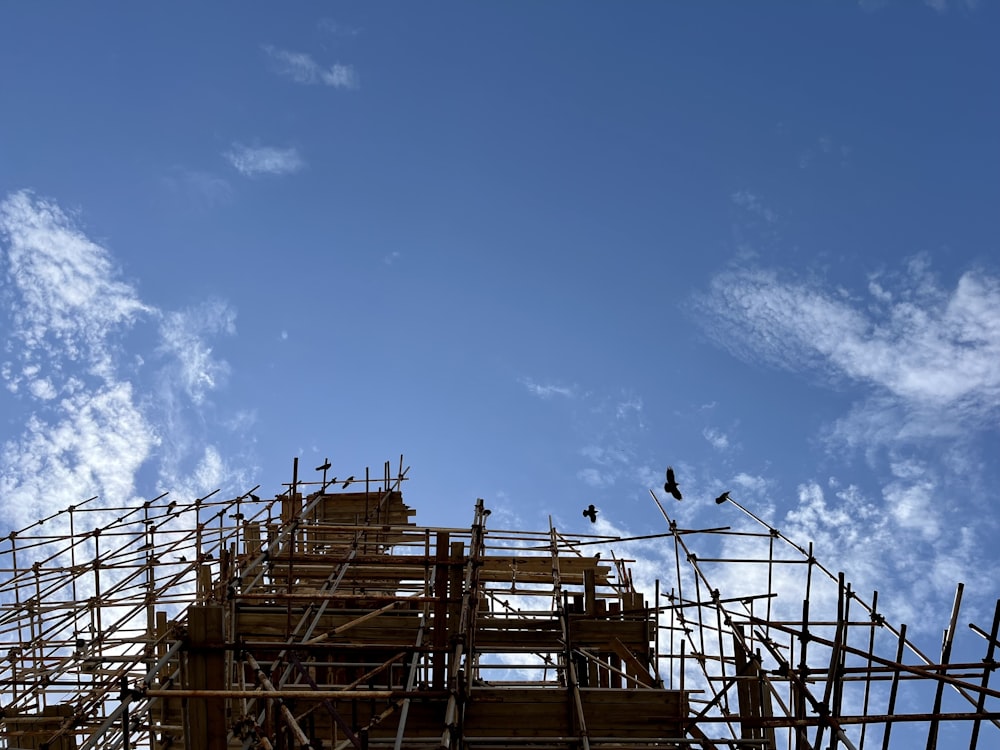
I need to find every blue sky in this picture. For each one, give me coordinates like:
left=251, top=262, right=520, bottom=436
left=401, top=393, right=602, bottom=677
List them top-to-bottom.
left=2, top=0, right=999, bottom=677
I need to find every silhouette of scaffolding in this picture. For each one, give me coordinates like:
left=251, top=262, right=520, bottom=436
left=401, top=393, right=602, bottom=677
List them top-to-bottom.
left=0, top=456, right=998, bottom=749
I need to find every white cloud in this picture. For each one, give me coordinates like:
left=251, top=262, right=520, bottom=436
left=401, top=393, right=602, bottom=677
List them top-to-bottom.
left=262, top=44, right=359, bottom=89
left=320, top=65, right=357, bottom=89
left=224, top=144, right=304, bottom=177
left=0, top=190, right=248, bottom=534
left=0, top=190, right=152, bottom=382
left=731, top=190, right=777, bottom=223
left=0, top=191, right=160, bottom=530
left=696, top=260, right=1000, bottom=627
left=698, top=264, right=1000, bottom=426
left=158, top=299, right=236, bottom=405
left=27, top=377, right=57, bottom=400
left=519, top=377, right=576, bottom=399
left=0, top=383, right=157, bottom=530
left=615, top=395, right=643, bottom=421
left=702, top=427, right=729, bottom=450
left=165, top=445, right=246, bottom=505
left=731, top=472, right=769, bottom=493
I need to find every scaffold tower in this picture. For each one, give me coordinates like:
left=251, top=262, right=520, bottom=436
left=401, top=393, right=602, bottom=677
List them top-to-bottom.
left=1, top=456, right=998, bottom=749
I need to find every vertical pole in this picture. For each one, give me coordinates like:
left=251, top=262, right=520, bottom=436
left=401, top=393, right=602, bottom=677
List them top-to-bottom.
left=432, top=532, right=450, bottom=690
left=654, top=577, right=661, bottom=686
left=926, top=583, right=963, bottom=750
left=859, top=590, right=879, bottom=750
left=969, top=599, right=1000, bottom=750
left=188, top=605, right=227, bottom=750
left=881, top=623, right=907, bottom=750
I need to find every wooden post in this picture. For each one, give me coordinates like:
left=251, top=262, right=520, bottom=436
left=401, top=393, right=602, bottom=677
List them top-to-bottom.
left=432, top=532, right=450, bottom=690
left=186, top=605, right=227, bottom=750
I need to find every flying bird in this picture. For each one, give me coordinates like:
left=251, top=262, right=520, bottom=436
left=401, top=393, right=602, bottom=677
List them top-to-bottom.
left=316, top=459, right=332, bottom=473
left=664, top=467, right=683, bottom=501
left=342, top=476, right=355, bottom=489
left=715, top=491, right=731, bottom=505
left=582, top=504, right=598, bottom=523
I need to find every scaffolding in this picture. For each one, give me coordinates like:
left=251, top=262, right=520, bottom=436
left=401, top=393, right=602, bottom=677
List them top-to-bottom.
left=0, top=456, right=998, bottom=749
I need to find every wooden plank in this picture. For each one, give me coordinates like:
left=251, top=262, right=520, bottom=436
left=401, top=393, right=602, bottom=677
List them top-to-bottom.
left=460, top=688, right=687, bottom=739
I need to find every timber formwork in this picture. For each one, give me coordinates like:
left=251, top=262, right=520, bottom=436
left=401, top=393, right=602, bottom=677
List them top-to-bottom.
left=0, top=457, right=998, bottom=750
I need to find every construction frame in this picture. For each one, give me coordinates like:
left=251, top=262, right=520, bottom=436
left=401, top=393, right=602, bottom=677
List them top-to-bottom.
left=1, top=456, right=998, bottom=749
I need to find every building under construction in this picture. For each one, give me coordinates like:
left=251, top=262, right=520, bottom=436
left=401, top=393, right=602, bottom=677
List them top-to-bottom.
left=1, top=457, right=999, bottom=749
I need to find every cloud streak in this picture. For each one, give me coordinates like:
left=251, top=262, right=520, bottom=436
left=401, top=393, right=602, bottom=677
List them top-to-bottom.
left=262, top=45, right=359, bottom=89
left=224, top=144, right=304, bottom=177
left=731, top=190, right=777, bottom=224
left=697, top=262, right=1000, bottom=427
left=158, top=299, right=236, bottom=405
left=519, top=377, right=576, bottom=399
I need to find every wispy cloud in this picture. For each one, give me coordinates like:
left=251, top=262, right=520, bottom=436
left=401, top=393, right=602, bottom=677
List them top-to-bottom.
left=924, top=0, right=980, bottom=11
left=262, top=44, right=359, bottom=89
left=224, top=144, right=304, bottom=177
left=161, top=167, right=233, bottom=207
left=0, top=190, right=249, bottom=531
left=731, top=190, right=777, bottom=224
left=0, top=191, right=152, bottom=385
left=1, top=191, right=157, bottom=528
left=695, top=257, right=1000, bottom=625
left=697, top=261, right=1000, bottom=424
left=158, top=299, right=236, bottom=405
left=519, top=377, right=576, bottom=399
left=521, top=378, right=656, bottom=494
left=702, top=427, right=730, bottom=451
left=577, top=467, right=614, bottom=488
left=777, top=471, right=988, bottom=626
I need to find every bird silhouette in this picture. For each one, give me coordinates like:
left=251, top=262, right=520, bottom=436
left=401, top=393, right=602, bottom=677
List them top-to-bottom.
left=316, top=459, right=332, bottom=473
left=664, top=467, right=683, bottom=501
left=342, top=476, right=355, bottom=489
left=715, top=491, right=731, bottom=505
left=249, top=493, right=260, bottom=502
left=582, top=504, right=598, bottom=523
